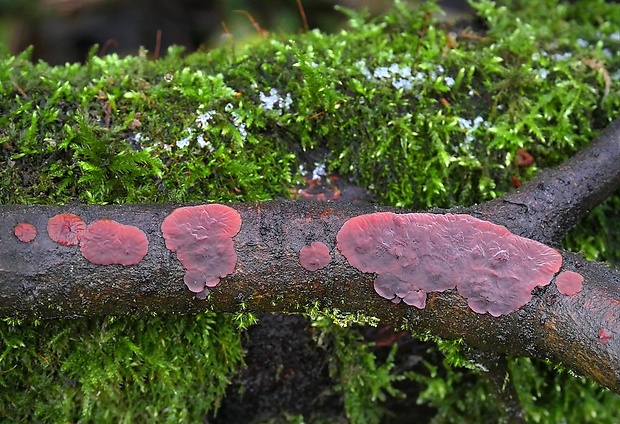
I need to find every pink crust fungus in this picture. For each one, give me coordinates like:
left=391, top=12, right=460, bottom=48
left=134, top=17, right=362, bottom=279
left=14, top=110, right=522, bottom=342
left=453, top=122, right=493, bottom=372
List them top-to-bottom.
left=161, top=204, right=241, bottom=295
left=336, top=212, right=563, bottom=317
left=47, top=213, right=86, bottom=246
left=79, top=219, right=148, bottom=266
left=14, top=222, right=37, bottom=243
left=300, top=242, right=331, bottom=271
left=555, top=271, right=584, bottom=296
left=599, top=328, right=613, bottom=344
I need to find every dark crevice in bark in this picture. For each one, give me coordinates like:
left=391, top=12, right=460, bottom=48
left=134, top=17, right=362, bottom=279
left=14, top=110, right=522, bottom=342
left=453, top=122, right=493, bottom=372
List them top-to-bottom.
left=209, top=314, right=343, bottom=423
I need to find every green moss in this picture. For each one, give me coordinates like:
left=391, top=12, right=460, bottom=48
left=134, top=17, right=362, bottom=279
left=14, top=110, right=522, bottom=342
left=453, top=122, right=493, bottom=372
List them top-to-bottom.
left=1, top=0, right=619, bottom=421
left=2, top=0, right=619, bottom=216
left=0, top=45, right=298, bottom=205
left=565, top=195, right=620, bottom=266
left=305, top=302, right=380, bottom=328
left=310, top=313, right=403, bottom=424
left=0, top=314, right=245, bottom=422
left=404, top=335, right=620, bottom=423
left=509, top=358, right=620, bottom=423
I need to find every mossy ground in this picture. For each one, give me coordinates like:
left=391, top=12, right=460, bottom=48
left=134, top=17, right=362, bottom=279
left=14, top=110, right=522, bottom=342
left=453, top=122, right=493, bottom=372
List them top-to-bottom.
left=1, top=0, right=619, bottom=422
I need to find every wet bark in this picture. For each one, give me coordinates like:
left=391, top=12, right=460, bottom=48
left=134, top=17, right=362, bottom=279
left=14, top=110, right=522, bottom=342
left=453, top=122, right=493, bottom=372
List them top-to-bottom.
left=0, top=118, right=619, bottom=393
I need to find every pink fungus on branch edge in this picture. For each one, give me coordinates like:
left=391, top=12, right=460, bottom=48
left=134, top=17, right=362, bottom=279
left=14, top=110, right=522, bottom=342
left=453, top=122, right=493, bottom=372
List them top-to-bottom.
left=161, top=204, right=241, bottom=296
left=336, top=212, right=563, bottom=317
left=47, top=213, right=86, bottom=246
left=79, top=219, right=148, bottom=266
left=14, top=223, right=37, bottom=243
left=300, top=242, right=331, bottom=271
left=555, top=271, right=584, bottom=296
left=599, top=328, right=612, bottom=344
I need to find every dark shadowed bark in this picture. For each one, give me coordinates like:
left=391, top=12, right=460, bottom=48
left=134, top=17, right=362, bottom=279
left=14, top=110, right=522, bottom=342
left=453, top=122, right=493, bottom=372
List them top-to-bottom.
left=1, top=118, right=619, bottom=394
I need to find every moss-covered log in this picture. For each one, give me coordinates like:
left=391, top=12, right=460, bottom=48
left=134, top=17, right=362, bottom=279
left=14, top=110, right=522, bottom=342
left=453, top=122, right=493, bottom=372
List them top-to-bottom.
left=2, top=114, right=619, bottom=395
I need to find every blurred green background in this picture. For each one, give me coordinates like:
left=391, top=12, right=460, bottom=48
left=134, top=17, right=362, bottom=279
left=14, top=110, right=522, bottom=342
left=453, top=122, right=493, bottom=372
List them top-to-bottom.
left=0, top=0, right=473, bottom=64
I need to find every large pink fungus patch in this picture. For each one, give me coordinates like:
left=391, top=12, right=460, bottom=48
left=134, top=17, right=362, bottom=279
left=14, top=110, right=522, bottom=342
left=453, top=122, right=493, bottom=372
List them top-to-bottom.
left=161, top=204, right=241, bottom=294
left=336, top=212, right=562, bottom=316
left=48, top=213, right=86, bottom=246
left=80, top=219, right=149, bottom=266
left=14, top=222, right=37, bottom=243
left=300, top=242, right=331, bottom=271
left=555, top=271, right=584, bottom=296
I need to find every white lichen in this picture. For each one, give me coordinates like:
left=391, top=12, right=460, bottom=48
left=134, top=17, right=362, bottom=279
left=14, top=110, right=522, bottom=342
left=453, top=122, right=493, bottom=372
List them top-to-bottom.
left=259, top=88, right=292, bottom=113
left=311, top=162, right=327, bottom=180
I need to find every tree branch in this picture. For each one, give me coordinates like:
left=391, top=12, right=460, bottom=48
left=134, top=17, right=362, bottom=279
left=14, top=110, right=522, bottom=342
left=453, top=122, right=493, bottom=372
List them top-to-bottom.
left=1, top=199, right=619, bottom=392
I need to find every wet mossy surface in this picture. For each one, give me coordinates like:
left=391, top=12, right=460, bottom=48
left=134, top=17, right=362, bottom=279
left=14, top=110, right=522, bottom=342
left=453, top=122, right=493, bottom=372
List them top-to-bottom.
left=1, top=0, right=620, bottom=422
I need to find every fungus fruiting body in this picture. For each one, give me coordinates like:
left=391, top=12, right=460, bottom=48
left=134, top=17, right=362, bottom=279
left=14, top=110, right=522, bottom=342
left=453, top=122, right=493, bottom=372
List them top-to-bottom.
left=516, top=148, right=534, bottom=167
left=161, top=204, right=241, bottom=295
left=336, top=212, right=563, bottom=317
left=47, top=213, right=86, bottom=246
left=79, top=219, right=148, bottom=266
left=14, top=223, right=37, bottom=243
left=299, top=242, right=331, bottom=271
left=555, top=271, right=584, bottom=296
left=599, top=328, right=613, bottom=344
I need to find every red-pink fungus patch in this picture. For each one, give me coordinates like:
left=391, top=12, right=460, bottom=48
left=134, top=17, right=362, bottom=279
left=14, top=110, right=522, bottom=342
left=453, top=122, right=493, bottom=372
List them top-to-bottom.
left=161, top=204, right=241, bottom=294
left=336, top=212, right=562, bottom=316
left=47, top=213, right=86, bottom=246
left=79, top=219, right=148, bottom=265
left=14, top=222, right=37, bottom=243
left=299, top=242, right=331, bottom=271
left=555, top=271, right=584, bottom=296
left=599, top=328, right=612, bottom=344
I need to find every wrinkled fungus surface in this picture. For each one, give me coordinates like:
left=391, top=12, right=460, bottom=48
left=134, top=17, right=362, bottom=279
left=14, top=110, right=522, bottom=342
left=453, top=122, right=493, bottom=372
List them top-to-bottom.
left=161, top=204, right=241, bottom=294
left=336, top=212, right=563, bottom=316
left=47, top=213, right=86, bottom=246
left=80, top=219, right=149, bottom=266
left=14, top=222, right=37, bottom=243
left=299, top=242, right=331, bottom=271
left=555, top=271, right=584, bottom=296
left=599, top=328, right=612, bottom=344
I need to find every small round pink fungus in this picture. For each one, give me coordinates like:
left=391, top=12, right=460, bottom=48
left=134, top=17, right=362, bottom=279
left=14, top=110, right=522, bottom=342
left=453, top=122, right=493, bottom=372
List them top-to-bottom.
left=161, top=204, right=241, bottom=294
left=336, top=212, right=563, bottom=316
left=47, top=213, right=86, bottom=246
left=79, top=219, right=148, bottom=266
left=14, top=222, right=37, bottom=243
left=300, top=242, right=331, bottom=271
left=555, top=271, right=584, bottom=296
left=599, top=328, right=612, bottom=344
